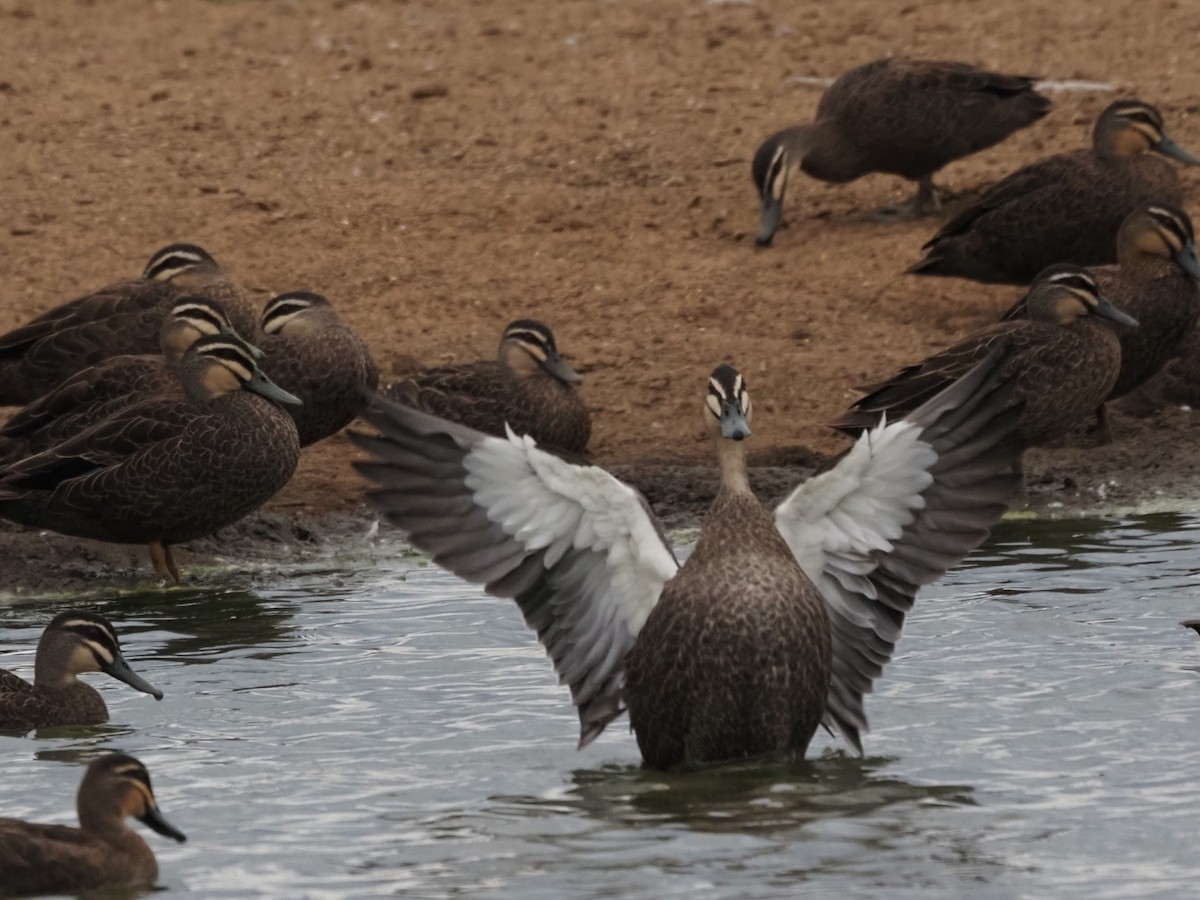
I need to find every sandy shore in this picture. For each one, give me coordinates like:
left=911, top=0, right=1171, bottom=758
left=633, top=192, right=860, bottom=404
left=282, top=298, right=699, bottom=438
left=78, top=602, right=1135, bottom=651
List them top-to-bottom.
left=2, top=0, right=1200, bottom=596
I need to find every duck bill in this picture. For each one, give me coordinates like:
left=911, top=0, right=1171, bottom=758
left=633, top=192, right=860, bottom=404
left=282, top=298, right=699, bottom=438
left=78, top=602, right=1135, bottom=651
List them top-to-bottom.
left=1154, top=133, right=1200, bottom=166
left=755, top=195, right=783, bottom=247
left=1175, top=243, right=1200, bottom=281
left=1095, top=296, right=1139, bottom=328
left=543, top=354, right=582, bottom=385
left=248, top=369, right=303, bottom=406
left=719, top=406, right=752, bottom=441
left=102, top=652, right=164, bottom=700
left=139, top=805, right=187, bottom=843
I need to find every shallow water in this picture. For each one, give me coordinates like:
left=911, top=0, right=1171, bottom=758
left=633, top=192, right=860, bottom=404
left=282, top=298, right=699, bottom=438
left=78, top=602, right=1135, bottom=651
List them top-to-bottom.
left=2, top=513, right=1199, bottom=899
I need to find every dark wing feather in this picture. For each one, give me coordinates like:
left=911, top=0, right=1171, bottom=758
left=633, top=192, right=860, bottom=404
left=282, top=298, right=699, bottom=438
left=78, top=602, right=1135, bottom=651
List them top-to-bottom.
left=777, top=347, right=1024, bottom=753
left=352, top=395, right=678, bottom=748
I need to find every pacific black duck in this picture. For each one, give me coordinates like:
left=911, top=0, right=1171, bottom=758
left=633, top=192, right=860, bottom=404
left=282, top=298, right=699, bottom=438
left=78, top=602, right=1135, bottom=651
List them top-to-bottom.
left=752, top=57, right=1050, bottom=244
left=911, top=99, right=1200, bottom=284
left=1001, top=203, right=1200, bottom=440
left=0, top=242, right=257, bottom=406
left=833, top=266, right=1136, bottom=446
left=255, top=291, right=379, bottom=447
left=0, top=295, right=244, bottom=462
left=380, top=319, right=591, bottom=456
left=0, top=334, right=302, bottom=583
left=353, top=352, right=1023, bottom=768
left=0, top=610, right=161, bottom=730
left=0, top=753, right=185, bottom=896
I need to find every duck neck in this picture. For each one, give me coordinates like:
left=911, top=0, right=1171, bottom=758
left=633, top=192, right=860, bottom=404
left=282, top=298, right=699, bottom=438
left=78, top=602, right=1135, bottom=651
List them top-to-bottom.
left=714, top=437, right=752, bottom=497
left=33, top=638, right=76, bottom=690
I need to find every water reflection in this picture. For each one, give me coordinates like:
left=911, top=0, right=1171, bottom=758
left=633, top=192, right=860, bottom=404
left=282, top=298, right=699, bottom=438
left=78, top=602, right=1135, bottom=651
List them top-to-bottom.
left=0, top=588, right=298, bottom=665
left=493, top=753, right=973, bottom=836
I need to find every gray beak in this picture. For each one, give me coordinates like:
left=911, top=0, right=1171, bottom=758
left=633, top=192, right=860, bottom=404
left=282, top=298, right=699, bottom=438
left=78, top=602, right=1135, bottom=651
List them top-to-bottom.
left=1155, top=132, right=1200, bottom=166
left=756, top=194, right=783, bottom=247
left=1175, top=242, right=1200, bottom=281
left=1094, top=295, right=1139, bottom=328
left=542, top=353, right=582, bottom=385
left=247, top=368, right=303, bottom=406
left=719, top=402, right=751, bottom=441
left=102, top=651, right=163, bottom=700
left=140, top=805, right=187, bottom=843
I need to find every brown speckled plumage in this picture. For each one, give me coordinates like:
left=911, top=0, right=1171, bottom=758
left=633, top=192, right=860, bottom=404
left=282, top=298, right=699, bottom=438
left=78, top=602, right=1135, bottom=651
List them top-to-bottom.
left=753, top=58, right=1049, bottom=241
left=911, top=100, right=1198, bottom=284
left=999, top=204, right=1200, bottom=432
left=0, top=244, right=257, bottom=406
left=835, top=266, right=1127, bottom=446
left=256, top=292, right=379, bottom=447
left=0, top=296, right=241, bottom=463
left=381, top=319, right=590, bottom=455
left=0, top=335, right=300, bottom=581
left=624, top=489, right=831, bottom=769
left=0, top=611, right=161, bottom=730
left=0, top=754, right=185, bottom=896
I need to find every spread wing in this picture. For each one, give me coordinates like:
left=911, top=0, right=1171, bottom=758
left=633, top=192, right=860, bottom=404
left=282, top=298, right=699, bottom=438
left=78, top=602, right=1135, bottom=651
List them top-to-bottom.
left=831, top=326, right=1017, bottom=436
left=775, top=348, right=1024, bottom=753
left=352, top=395, right=679, bottom=747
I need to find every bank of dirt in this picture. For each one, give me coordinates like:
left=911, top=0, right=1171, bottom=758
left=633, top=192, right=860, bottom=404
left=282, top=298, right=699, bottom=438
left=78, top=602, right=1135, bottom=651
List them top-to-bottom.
left=1, top=0, right=1199, bottom=595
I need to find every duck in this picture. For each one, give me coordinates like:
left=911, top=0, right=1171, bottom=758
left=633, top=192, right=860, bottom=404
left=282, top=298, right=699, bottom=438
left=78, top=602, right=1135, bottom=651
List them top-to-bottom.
left=752, top=57, right=1050, bottom=244
left=910, top=99, right=1200, bottom=284
left=999, top=203, right=1200, bottom=440
left=0, top=242, right=258, bottom=406
left=834, top=265, right=1136, bottom=446
left=254, top=291, right=380, bottom=447
left=0, top=295, right=247, bottom=463
left=380, top=319, right=591, bottom=456
left=0, top=334, right=302, bottom=583
left=352, top=350, right=1024, bottom=769
left=0, top=610, right=162, bottom=730
left=1183, top=621, right=1200, bottom=635
left=0, top=753, right=185, bottom=896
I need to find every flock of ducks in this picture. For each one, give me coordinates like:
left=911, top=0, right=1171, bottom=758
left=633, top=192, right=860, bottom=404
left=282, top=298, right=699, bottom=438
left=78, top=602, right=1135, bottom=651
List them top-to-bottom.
left=3, top=54, right=1200, bottom=895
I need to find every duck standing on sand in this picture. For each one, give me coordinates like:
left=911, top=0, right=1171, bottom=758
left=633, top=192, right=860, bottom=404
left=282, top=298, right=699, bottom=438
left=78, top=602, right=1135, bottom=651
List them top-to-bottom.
left=753, top=57, right=1050, bottom=244
left=834, top=266, right=1136, bottom=447
left=0, top=334, right=301, bottom=583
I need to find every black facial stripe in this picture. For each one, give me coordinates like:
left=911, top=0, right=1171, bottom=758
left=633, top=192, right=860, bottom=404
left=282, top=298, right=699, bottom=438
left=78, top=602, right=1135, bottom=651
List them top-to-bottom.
left=1148, top=207, right=1193, bottom=242
left=1047, top=273, right=1097, bottom=293
left=262, top=301, right=313, bottom=321
left=175, top=308, right=226, bottom=329
left=506, top=330, right=552, bottom=349
left=198, top=342, right=256, bottom=368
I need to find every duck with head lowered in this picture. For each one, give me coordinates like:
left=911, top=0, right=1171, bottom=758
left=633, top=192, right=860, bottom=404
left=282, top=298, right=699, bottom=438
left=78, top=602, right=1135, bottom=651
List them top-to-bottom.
left=753, top=56, right=1050, bottom=243
left=354, top=348, right=1024, bottom=768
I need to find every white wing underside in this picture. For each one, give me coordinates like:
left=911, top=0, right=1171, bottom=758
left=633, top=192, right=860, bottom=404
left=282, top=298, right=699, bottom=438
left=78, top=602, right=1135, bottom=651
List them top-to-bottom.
left=354, top=403, right=678, bottom=747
